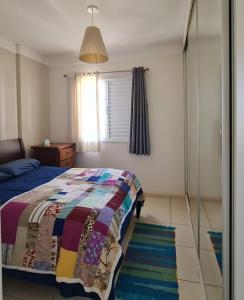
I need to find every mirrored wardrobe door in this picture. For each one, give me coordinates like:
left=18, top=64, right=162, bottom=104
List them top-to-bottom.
left=185, top=0, right=224, bottom=298
left=186, top=0, right=200, bottom=250
left=198, top=0, right=223, bottom=297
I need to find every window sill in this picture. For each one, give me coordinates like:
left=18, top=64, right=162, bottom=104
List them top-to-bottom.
left=101, top=140, right=129, bottom=144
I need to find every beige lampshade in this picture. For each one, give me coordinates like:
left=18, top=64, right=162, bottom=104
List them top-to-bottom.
left=79, top=25, right=108, bottom=63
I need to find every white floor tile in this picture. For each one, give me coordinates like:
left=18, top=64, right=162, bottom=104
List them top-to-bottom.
left=145, top=197, right=170, bottom=209
left=171, top=198, right=187, bottom=210
left=189, top=199, right=205, bottom=211
left=203, top=201, right=222, bottom=214
left=139, top=206, right=171, bottom=224
left=172, top=209, right=191, bottom=225
left=190, top=210, right=199, bottom=226
left=191, top=211, right=210, bottom=227
left=200, top=211, right=211, bottom=227
left=207, top=213, right=223, bottom=230
left=136, top=218, right=171, bottom=227
left=174, top=224, right=195, bottom=247
left=192, top=225, right=199, bottom=246
left=199, top=227, right=215, bottom=250
left=176, top=246, right=201, bottom=282
left=200, top=250, right=222, bottom=286
left=4, top=278, right=57, bottom=300
left=178, top=280, right=206, bottom=300
left=205, top=285, right=222, bottom=300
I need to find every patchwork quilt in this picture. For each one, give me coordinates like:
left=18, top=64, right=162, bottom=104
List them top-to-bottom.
left=1, top=168, right=144, bottom=300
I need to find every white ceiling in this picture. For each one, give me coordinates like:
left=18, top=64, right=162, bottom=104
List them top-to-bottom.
left=0, top=0, right=190, bottom=57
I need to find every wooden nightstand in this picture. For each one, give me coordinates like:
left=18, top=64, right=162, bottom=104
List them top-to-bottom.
left=31, top=143, right=76, bottom=168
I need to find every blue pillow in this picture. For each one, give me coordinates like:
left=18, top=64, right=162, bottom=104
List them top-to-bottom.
left=0, top=159, right=40, bottom=176
left=0, top=171, right=12, bottom=182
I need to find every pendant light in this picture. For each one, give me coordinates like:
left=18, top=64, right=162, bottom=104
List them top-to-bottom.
left=79, top=5, right=108, bottom=64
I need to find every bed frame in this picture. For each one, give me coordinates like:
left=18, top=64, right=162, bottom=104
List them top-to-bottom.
left=0, top=138, right=25, bottom=165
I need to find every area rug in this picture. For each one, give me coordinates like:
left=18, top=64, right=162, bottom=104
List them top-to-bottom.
left=116, top=222, right=179, bottom=300
left=208, top=231, right=222, bottom=273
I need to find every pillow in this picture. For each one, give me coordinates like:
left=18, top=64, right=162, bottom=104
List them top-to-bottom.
left=0, top=159, right=40, bottom=176
left=0, top=171, right=12, bottom=182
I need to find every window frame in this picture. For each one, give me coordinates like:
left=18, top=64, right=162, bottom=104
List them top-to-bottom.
left=98, top=72, right=132, bottom=143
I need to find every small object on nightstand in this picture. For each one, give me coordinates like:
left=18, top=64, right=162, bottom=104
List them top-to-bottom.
left=43, top=138, right=50, bottom=146
left=31, top=143, right=76, bottom=167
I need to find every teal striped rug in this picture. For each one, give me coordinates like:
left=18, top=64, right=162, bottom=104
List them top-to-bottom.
left=116, top=222, right=179, bottom=300
left=208, top=231, right=222, bottom=273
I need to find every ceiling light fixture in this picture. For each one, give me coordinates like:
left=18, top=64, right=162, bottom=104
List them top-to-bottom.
left=79, top=5, right=108, bottom=64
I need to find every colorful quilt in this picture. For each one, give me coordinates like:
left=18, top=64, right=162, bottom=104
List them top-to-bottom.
left=1, top=168, right=144, bottom=300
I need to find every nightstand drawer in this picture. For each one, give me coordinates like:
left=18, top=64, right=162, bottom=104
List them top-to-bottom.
left=59, top=147, right=74, bottom=161
left=32, top=149, right=58, bottom=166
left=60, top=157, right=75, bottom=168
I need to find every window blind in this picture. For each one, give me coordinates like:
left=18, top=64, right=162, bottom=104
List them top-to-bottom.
left=102, top=73, right=132, bottom=142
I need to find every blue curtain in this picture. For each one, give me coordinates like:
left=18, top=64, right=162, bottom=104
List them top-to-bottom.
left=129, top=67, right=150, bottom=155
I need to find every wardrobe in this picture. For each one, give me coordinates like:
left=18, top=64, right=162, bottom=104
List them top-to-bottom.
left=184, top=0, right=231, bottom=299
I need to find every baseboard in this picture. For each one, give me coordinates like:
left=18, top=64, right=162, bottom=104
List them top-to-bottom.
left=144, top=192, right=186, bottom=200
left=188, top=195, right=222, bottom=203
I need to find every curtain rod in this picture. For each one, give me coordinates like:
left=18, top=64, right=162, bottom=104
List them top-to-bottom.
left=63, top=68, right=149, bottom=78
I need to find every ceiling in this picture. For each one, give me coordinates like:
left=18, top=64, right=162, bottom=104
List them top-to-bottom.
left=0, top=0, right=190, bottom=57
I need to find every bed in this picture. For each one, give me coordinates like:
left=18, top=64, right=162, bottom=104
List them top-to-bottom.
left=0, top=138, right=144, bottom=300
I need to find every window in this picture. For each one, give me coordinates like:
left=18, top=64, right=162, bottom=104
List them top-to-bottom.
left=98, top=72, right=132, bottom=142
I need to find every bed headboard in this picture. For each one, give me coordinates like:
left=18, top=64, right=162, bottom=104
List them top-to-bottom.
left=0, top=138, right=25, bottom=165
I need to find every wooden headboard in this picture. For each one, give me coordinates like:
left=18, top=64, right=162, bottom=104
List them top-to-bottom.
left=0, top=138, right=25, bottom=165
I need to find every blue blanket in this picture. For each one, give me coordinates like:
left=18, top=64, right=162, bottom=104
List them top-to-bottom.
left=0, top=166, right=67, bottom=205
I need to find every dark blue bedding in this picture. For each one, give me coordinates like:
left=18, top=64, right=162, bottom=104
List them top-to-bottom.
left=0, top=166, right=68, bottom=205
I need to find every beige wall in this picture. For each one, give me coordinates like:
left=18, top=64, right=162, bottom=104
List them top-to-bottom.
left=0, top=44, right=185, bottom=194
left=0, top=45, right=49, bottom=152
left=0, top=47, right=18, bottom=139
left=49, top=48, right=185, bottom=194
left=17, top=55, right=49, bottom=153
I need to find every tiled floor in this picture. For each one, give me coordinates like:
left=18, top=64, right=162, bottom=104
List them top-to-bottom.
left=3, top=196, right=223, bottom=300
left=137, top=196, right=206, bottom=299
left=190, top=198, right=223, bottom=298
left=202, top=200, right=223, bottom=231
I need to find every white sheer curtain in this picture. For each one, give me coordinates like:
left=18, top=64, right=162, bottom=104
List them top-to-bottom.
left=70, top=72, right=101, bottom=152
